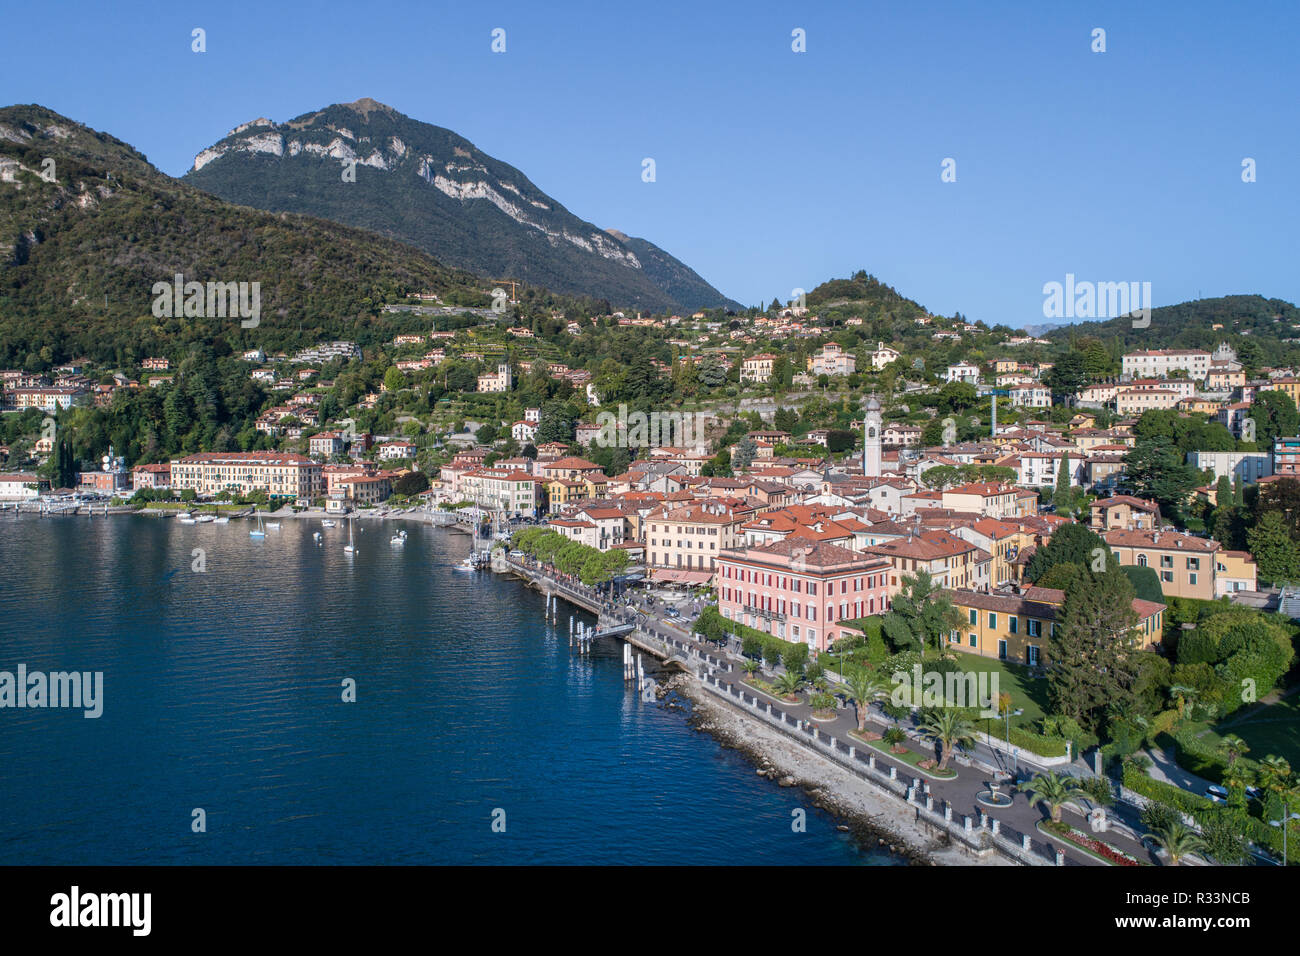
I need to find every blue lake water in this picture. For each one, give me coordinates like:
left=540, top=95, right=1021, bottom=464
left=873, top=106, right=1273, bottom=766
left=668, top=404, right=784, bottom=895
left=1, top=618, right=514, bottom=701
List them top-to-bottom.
left=0, top=514, right=901, bottom=865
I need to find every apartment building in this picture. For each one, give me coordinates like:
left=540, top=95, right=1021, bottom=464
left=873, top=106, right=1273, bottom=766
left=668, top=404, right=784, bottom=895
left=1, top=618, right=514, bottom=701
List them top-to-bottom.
left=1121, top=349, right=1211, bottom=381
left=741, top=353, right=778, bottom=384
left=1274, top=437, right=1300, bottom=477
left=1186, top=450, right=1272, bottom=484
left=169, top=452, right=323, bottom=500
left=459, top=468, right=538, bottom=515
left=1089, top=495, right=1161, bottom=532
left=645, top=501, right=746, bottom=573
left=865, top=528, right=990, bottom=590
left=1102, top=529, right=1221, bottom=601
left=716, top=539, right=894, bottom=652
left=942, top=587, right=1165, bottom=666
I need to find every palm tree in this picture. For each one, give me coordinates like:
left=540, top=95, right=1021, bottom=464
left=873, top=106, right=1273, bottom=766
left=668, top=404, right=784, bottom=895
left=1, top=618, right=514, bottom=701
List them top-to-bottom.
left=740, top=659, right=760, bottom=679
left=845, top=667, right=890, bottom=733
left=774, top=671, right=804, bottom=699
left=919, top=708, right=978, bottom=771
left=882, top=726, right=908, bottom=752
left=1217, top=735, right=1250, bottom=768
left=1259, top=754, right=1294, bottom=797
left=1018, top=771, right=1085, bottom=823
left=1146, top=820, right=1206, bottom=866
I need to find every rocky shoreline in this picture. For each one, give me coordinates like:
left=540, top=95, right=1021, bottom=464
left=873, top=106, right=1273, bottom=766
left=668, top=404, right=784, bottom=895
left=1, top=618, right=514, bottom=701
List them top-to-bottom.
left=660, top=672, right=1009, bottom=866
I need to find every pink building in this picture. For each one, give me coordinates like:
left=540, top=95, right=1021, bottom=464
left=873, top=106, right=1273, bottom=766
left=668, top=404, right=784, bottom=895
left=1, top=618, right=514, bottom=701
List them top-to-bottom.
left=715, top=539, right=894, bottom=653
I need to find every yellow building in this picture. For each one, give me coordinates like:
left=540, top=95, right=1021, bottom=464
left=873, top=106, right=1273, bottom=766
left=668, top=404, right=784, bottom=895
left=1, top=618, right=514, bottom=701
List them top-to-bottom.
left=942, top=587, right=1165, bottom=666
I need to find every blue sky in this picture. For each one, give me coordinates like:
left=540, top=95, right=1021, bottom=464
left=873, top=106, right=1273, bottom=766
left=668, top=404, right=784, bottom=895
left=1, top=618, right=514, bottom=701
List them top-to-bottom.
left=4, top=1, right=1297, bottom=324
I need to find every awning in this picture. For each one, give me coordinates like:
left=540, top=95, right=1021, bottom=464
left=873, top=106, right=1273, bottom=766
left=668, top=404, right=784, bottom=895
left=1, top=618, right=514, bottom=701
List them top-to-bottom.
left=647, top=568, right=713, bottom=585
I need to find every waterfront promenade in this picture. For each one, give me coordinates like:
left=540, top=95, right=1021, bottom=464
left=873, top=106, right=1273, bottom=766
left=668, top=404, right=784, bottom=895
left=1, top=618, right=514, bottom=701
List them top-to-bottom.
left=504, top=555, right=1176, bottom=868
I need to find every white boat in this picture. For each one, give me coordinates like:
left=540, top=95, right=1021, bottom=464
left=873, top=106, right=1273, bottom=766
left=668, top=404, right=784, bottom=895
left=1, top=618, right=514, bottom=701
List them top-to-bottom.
left=177, top=513, right=197, bottom=525
left=195, top=513, right=215, bottom=523
left=250, top=514, right=266, bottom=538
left=214, top=515, right=230, bottom=525
left=344, top=518, right=357, bottom=554
left=321, top=519, right=337, bottom=528
left=265, top=521, right=281, bottom=530
left=313, top=531, right=323, bottom=544
left=390, top=533, right=405, bottom=546
left=453, top=556, right=477, bottom=572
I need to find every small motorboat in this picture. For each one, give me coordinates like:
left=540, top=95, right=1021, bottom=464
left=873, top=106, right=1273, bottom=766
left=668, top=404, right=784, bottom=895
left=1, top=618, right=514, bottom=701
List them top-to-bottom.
left=177, top=513, right=197, bottom=524
left=214, top=515, right=230, bottom=524
left=321, top=519, right=337, bottom=528
left=265, top=521, right=281, bottom=530
left=313, top=531, right=323, bottom=544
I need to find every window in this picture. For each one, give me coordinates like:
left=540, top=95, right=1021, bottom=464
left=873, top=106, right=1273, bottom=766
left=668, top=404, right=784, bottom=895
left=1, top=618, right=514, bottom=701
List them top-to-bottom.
left=1138, top=554, right=1147, bottom=567
left=1187, top=557, right=1199, bottom=570
left=1162, top=571, right=1173, bottom=583
left=1189, top=572, right=1197, bottom=586
left=969, top=608, right=977, bottom=625
left=988, top=612, right=997, bottom=629
left=1008, top=616, right=1018, bottom=634
left=1027, top=619, right=1040, bottom=638
left=949, top=631, right=960, bottom=644
left=969, top=633, right=977, bottom=648
left=998, top=639, right=1008, bottom=660
left=1027, top=645, right=1040, bottom=667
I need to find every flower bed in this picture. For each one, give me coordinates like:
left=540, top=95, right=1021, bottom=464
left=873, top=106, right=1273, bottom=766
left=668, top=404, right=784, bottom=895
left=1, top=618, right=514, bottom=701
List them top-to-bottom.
left=1039, top=821, right=1144, bottom=866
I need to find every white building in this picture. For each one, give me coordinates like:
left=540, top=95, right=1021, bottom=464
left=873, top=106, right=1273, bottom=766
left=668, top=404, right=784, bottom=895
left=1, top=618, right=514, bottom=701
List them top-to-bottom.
left=871, top=342, right=901, bottom=370
left=1121, top=349, right=1211, bottom=381
left=945, top=362, right=979, bottom=384
left=1009, top=385, right=1052, bottom=408
left=1186, top=451, right=1273, bottom=484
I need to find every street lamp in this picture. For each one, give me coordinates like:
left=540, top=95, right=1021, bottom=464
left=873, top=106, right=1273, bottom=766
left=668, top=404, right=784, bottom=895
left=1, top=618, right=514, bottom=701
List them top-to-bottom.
left=1004, top=707, right=1024, bottom=776
left=1269, top=803, right=1300, bottom=867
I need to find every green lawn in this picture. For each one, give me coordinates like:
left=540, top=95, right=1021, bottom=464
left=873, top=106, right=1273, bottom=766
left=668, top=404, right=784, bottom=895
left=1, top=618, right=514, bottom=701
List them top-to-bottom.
left=946, top=650, right=1051, bottom=730
left=1192, top=695, right=1300, bottom=770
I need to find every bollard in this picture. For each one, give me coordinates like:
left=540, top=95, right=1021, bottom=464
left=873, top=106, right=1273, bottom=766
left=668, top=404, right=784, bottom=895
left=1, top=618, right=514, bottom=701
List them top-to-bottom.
left=848, top=746, right=856, bottom=760
left=889, top=766, right=897, bottom=780
left=925, top=796, right=934, bottom=812
left=944, top=804, right=952, bottom=823
left=964, top=816, right=972, bottom=834
left=991, top=819, right=1000, bottom=836
left=1022, top=833, right=1031, bottom=851
left=1055, top=849, right=1065, bottom=866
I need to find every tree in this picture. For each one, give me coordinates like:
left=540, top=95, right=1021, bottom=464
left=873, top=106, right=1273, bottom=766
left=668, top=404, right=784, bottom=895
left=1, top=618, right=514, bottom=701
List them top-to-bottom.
left=1043, top=351, right=1089, bottom=397
left=383, top=367, right=406, bottom=393
left=937, top=380, right=978, bottom=412
left=1248, top=390, right=1299, bottom=447
left=773, top=406, right=798, bottom=433
left=731, top=437, right=758, bottom=470
left=1123, top=437, right=1201, bottom=516
left=1053, top=452, right=1074, bottom=513
left=1247, top=511, right=1300, bottom=584
left=1025, top=521, right=1112, bottom=583
left=1047, top=567, right=1141, bottom=730
left=881, top=570, right=961, bottom=652
left=846, top=667, right=890, bottom=732
left=774, top=671, right=804, bottom=698
left=919, top=707, right=978, bottom=771
left=1217, top=735, right=1250, bottom=768
left=1018, top=772, right=1084, bottom=823
left=1146, top=820, right=1206, bottom=866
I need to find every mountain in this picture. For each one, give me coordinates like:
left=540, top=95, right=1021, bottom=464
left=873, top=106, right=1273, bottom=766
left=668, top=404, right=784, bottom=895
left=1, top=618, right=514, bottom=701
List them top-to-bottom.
left=183, top=99, right=739, bottom=314
left=0, top=104, right=488, bottom=367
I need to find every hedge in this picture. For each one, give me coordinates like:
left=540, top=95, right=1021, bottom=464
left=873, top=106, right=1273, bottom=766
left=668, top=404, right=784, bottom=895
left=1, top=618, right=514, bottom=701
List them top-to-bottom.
left=1007, top=725, right=1069, bottom=758
left=1122, top=761, right=1297, bottom=857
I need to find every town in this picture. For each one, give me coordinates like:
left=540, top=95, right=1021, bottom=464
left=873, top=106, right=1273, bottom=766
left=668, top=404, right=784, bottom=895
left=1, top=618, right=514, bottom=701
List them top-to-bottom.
left=3, top=283, right=1298, bottom=866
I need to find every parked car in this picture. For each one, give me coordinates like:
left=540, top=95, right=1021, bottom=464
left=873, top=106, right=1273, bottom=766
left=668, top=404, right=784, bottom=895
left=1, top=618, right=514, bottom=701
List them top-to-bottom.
left=1206, top=784, right=1230, bottom=804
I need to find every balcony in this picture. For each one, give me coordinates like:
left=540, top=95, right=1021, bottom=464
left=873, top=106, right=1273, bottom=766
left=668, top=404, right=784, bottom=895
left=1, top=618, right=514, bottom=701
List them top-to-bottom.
left=742, top=604, right=786, bottom=623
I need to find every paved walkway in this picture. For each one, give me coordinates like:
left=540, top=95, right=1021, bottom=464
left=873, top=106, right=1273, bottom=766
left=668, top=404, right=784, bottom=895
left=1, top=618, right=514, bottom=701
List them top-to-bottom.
left=508, top=558, right=1182, bottom=866
left=611, top=597, right=1165, bottom=867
